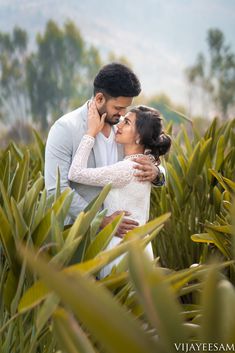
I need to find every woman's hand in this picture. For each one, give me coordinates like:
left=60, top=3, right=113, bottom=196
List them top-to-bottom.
left=86, top=100, right=106, bottom=137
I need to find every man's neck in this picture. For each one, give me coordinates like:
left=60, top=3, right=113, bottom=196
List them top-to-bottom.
left=101, top=123, right=112, bottom=138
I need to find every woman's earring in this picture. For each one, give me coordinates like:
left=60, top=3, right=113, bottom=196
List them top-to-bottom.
left=135, top=138, right=140, bottom=145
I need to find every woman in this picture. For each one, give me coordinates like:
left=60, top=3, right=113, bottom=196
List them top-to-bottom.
left=68, top=102, right=171, bottom=277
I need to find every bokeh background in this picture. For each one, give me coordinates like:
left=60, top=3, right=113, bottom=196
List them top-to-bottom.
left=0, top=0, right=235, bottom=141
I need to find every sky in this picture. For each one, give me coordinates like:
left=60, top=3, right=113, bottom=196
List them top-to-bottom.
left=0, top=0, right=235, bottom=115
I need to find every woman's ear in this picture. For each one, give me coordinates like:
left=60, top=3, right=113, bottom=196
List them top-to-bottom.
left=135, top=133, right=141, bottom=145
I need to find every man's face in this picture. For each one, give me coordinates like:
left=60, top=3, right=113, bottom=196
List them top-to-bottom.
left=97, top=96, right=133, bottom=125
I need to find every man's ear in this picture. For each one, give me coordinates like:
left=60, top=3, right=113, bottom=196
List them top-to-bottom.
left=94, top=92, right=105, bottom=105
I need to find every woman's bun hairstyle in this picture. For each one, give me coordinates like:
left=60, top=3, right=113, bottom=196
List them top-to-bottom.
left=131, top=105, right=171, bottom=160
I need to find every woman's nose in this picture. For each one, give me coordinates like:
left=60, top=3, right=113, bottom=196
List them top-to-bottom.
left=117, top=120, right=124, bottom=128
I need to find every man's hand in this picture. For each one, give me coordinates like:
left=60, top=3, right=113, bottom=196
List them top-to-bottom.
left=132, top=156, right=158, bottom=182
left=100, top=211, right=139, bottom=238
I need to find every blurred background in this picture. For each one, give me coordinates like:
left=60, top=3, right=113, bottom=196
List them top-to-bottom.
left=0, top=0, right=235, bottom=145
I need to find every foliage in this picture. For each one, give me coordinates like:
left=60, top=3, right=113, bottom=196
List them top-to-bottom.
left=0, top=20, right=102, bottom=131
left=0, top=27, right=30, bottom=124
left=186, top=28, right=235, bottom=119
left=151, top=117, right=235, bottom=273
left=1, top=119, right=235, bottom=352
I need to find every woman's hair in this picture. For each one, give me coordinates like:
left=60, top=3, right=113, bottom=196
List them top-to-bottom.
left=93, top=63, right=141, bottom=98
left=130, top=105, right=171, bottom=161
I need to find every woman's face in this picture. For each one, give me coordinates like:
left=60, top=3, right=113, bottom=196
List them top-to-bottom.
left=115, top=112, right=139, bottom=144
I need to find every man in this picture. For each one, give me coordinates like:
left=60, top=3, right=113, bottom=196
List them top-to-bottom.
left=45, top=63, right=165, bottom=236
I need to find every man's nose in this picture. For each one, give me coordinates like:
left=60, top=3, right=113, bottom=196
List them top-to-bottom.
left=119, top=108, right=126, bottom=116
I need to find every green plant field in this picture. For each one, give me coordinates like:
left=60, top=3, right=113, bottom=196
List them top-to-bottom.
left=0, top=120, right=235, bottom=353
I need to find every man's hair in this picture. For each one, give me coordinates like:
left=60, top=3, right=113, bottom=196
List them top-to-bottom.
left=93, top=63, right=141, bottom=98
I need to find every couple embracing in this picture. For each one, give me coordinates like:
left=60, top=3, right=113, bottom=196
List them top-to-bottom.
left=45, top=63, right=171, bottom=277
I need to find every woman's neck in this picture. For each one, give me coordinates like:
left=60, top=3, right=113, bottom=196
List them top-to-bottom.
left=124, top=144, right=144, bottom=156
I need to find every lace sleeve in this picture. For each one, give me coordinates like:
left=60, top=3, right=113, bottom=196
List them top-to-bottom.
left=68, top=135, right=135, bottom=188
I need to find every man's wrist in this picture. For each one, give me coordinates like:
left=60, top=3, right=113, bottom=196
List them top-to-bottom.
left=152, top=166, right=165, bottom=186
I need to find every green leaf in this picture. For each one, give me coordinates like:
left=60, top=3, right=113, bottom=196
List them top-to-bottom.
left=214, top=135, right=225, bottom=171
left=197, top=138, right=212, bottom=174
left=186, top=141, right=201, bottom=186
left=11, top=149, right=30, bottom=202
left=1, top=151, right=11, bottom=192
left=166, top=162, right=184, bottom=205
left=18, top=174, right=44, bottom=225
left=0, top=180, right=14, bottom=225
left=79, top=184, right=112, bottom=235
left=32, top=188, right=72, bottom=246
left=11, top=197, right=28, bottom=240
left=0, top=206, right=18, bottom=274
left=84, top=212, right=124, bottom=261
left=191, top=233, right=215, bottom=244
left=128, top=243, right=186, bottom=352
left=19, top=244, right=157, bottom=353
left=200, top=268, right=223, bottom=342
left=3, top=270, right=18, bottom=313
left=53, top=307, right=97, bottom=353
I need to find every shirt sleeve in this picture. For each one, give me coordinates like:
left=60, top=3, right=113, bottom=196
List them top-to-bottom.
left=45, top=120, right=89, bottom=220
left=68, top=135, right=135, bottom=188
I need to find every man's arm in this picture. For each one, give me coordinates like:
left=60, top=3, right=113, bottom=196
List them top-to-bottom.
left=45, top=119, right=88, bottom=221
left=132, top=156, right=166, bottom=186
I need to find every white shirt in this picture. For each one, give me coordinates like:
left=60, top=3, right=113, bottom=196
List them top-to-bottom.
left=93, top=128, right=118, bottom=167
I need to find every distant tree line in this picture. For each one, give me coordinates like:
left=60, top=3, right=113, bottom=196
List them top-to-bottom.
left=0, top=20, right=102, bottom=130
left=0, top=22, right=234, bottom=133
left=185, top=28, right=235, bottom=120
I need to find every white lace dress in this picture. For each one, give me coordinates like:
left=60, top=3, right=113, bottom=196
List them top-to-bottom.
left=68, top=135, right=154, bottom=277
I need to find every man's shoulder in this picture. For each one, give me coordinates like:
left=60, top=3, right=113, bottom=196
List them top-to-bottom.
left=52, top=102, right=88, bottom=131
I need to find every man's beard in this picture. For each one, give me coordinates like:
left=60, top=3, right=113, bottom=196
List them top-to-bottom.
left=98, top=105, right=120, bottom=125
left=105, top=115, right=120, bottom=125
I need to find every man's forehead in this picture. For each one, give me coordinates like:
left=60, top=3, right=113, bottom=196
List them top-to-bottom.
left=111, top=96, right=133, bottom=107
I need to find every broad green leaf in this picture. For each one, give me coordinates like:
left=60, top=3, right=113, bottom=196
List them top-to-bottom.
left=33, top=129, right=45, bottom=165
left=214, top=135, right=225, bottom=171
left=197, top=137, right=212, bottom=174
left=186, top=141, right=200, bottom=186
left=11, top=149, right=30, bottom=202
left=1, top=150, right=11, bottom=191
left=166, top=162, right=184, bottom=205
left=18, top=174, right=44, bottom=225
left=0, top=180, right=13, bottom=225
left=78, top=184, right=112, bottom=235
left=32, top=188, right=72, bottom=246
left=11, top=198, right=28, bottom=240
left=0, top=207, right=18, bottom=274
left=89, top=208, right=107, bottom=241
left=84, top=212, right=124, bottom=261
left=18, top=215, right=168, bottom=314
left=191, top=233, right=215, bottom=244
left=128, top=243, right=186, bottom=352
left=19, top=244, right=157, bottom=353
left=200, top=268, right=223, bottom=342
left=3, top=270, right=18, bottom=312
left=36, top=294, right=60, bottom=333
left=53, top=307, right=97, bottom=353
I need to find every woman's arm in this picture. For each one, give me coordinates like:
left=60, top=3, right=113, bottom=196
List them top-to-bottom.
left=68, top=135, right=134, bottom=188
